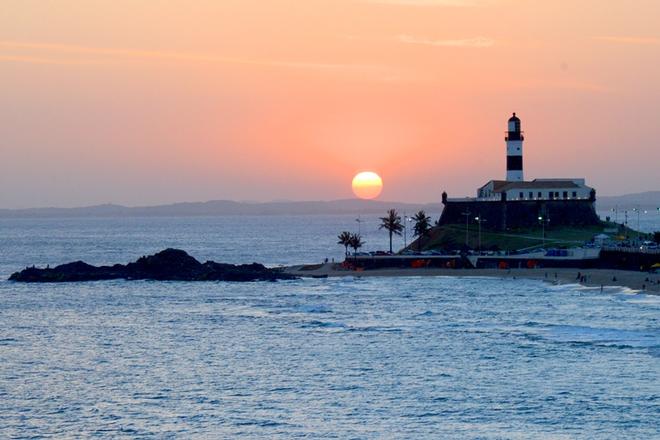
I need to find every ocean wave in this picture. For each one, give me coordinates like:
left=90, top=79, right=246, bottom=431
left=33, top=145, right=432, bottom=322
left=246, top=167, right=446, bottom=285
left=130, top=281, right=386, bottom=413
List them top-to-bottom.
left=301, top=320, right=347, bottom=329
left=533, top=324, right=660, bottom=349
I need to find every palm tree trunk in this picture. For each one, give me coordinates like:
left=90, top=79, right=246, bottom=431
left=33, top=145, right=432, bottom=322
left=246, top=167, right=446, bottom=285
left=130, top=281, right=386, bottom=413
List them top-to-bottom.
left=389, top=231, right=393, bottom=253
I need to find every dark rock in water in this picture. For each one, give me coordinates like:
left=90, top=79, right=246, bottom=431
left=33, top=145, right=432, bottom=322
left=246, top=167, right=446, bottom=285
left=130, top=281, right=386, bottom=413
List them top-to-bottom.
left=9, top=248, right=297, bottom=283
left=126, top=248, right=207, bottom=281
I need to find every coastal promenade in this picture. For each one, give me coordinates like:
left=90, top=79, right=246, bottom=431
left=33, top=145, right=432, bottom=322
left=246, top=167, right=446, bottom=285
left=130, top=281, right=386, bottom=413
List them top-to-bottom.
left=286, top=264, right=660, bottom=294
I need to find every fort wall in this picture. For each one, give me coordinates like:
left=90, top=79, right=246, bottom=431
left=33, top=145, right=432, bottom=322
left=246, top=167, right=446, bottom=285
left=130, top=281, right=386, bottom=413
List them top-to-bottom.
left=438, top=198, right=601, bottom=230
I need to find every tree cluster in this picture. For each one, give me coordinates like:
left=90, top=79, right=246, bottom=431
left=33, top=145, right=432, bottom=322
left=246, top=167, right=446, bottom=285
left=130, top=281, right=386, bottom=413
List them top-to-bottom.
left=338, top=209, right=436, bottom=258
left=337, top=231, right=364, bottom=256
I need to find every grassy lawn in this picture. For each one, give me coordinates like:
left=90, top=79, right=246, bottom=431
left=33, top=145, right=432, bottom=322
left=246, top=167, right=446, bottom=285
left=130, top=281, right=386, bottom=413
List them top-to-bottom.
left=420, top=222, right=646, bottom=252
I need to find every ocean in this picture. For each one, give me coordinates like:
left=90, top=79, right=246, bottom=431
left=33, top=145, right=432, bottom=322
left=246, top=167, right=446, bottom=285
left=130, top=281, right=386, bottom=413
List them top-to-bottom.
left=1, top=213, right=659, bottom=438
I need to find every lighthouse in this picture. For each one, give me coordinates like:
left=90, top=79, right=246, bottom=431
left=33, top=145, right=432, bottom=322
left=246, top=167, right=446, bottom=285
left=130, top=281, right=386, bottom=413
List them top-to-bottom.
left=505, top=112, right=524, bottom=181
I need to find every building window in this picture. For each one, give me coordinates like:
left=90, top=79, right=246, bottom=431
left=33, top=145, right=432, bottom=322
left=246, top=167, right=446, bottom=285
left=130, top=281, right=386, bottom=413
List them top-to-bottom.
left=563, top=191, right=568, bottom=199
left=572, top=191, right=577, bottom=198
left=519, top=192, right=524, bottom=199
left=529, top=192, right=533, bottom=199
left=538, top=192, right=542, bottom=198
left=548, top=192, right=553, bottom=199
left=555, top=192, right=560, bottom=198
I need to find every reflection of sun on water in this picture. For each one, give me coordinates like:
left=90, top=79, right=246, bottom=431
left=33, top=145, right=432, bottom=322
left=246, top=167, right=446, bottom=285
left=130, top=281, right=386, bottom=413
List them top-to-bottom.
left=352, top=171, right=383, bottom=199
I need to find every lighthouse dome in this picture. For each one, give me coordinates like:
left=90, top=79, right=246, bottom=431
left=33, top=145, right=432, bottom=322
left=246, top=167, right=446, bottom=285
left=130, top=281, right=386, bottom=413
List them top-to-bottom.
left=506, top=111, right=523, bottom=142
left=507, top=112, right=521, bottom=134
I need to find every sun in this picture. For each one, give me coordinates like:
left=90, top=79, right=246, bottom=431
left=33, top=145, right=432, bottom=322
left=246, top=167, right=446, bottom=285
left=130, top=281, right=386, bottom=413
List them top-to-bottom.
left=352, top=171, right=383, bottom=200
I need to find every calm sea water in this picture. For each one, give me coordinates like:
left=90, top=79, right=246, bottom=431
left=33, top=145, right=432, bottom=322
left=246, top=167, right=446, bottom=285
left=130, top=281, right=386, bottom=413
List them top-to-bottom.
left=1, top=213, right=659, bottom=439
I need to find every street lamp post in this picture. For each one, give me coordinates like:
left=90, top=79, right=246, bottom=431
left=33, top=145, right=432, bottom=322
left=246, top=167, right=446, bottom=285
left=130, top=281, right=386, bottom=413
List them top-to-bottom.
left=630, top=206, right=641, bottom=242
left=462, top=210, right=471, bottom=248
left=403, top=212, right=407, bottom=248
left=403, top=213, right=413, bottom=249
left=538, top=215, right=550, bottom=246
left=474, top=216, right=487, bottom=252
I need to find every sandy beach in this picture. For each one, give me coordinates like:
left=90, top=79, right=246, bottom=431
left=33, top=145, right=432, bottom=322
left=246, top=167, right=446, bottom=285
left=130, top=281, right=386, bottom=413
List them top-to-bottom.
left=286, top=264, right=660, bottom=294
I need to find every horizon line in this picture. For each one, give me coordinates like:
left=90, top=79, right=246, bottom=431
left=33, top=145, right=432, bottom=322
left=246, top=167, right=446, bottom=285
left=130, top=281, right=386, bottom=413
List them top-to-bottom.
left=1, top=191, right=658, bottom=212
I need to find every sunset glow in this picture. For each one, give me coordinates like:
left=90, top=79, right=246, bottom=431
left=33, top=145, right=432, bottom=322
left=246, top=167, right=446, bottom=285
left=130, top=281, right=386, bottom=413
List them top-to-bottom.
left=0, top=1, right=659, bottom=207
left=352, top=172, right=383, bottom=200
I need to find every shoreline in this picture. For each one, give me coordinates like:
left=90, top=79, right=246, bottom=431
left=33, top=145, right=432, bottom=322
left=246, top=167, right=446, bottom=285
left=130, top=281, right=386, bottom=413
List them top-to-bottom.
left=285, top=265, right=660, bottom=294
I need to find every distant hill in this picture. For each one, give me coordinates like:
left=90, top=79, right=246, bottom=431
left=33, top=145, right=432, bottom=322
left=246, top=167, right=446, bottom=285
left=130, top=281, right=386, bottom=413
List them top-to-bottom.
left=1, top=191, right=656, bottom=218
left=596, top=191, right=660, bottom=210
left=0, top=199, right=444, bottom=218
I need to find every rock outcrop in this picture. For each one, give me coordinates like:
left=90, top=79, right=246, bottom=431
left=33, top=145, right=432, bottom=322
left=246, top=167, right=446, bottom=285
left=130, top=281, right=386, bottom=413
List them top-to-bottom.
left=9, top=248, right=297, bottom=283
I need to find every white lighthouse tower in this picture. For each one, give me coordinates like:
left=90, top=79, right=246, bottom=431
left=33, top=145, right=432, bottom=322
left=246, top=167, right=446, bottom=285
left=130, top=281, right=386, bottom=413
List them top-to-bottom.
left=505, top=112, right=524, bottom=181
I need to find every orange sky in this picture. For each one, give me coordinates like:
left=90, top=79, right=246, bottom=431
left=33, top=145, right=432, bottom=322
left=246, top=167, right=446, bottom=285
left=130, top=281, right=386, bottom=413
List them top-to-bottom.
left=1, top=0, right=659, bottom=208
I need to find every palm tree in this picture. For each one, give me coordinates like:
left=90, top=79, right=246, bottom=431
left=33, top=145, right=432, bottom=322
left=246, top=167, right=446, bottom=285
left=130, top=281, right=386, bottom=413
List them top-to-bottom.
left=379, top=209, right=403, bottom=253
left=412, top=210, right=432, bottom=251
left=337, top=231, right=352, bottom=257
left=348, top=233, right=365, bottom=261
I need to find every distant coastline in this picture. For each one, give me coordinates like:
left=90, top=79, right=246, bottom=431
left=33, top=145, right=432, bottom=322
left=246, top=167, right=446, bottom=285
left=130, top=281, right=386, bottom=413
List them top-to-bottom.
left=0, top=191, right=657, bottom=218
left=0, top=199, right=443, bottom=218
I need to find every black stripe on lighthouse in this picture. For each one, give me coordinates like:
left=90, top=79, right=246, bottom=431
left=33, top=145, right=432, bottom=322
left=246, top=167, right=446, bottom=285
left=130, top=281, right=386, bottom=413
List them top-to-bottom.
left=507, top=155, right=523, bottom=171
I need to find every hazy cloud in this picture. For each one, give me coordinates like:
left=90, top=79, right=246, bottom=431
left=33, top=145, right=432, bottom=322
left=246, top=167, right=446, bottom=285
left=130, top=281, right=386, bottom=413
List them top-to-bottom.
left=364, top=0, right=480, bottom=5
left=397, top=34, right=494, bottom=47
left=594, top=36, right=660, bottom=46
left=0, top=41, right=386, bottom=73
left=0, top=54, right=107, bottom=65
left=514, top=79, right=608, bottom=94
